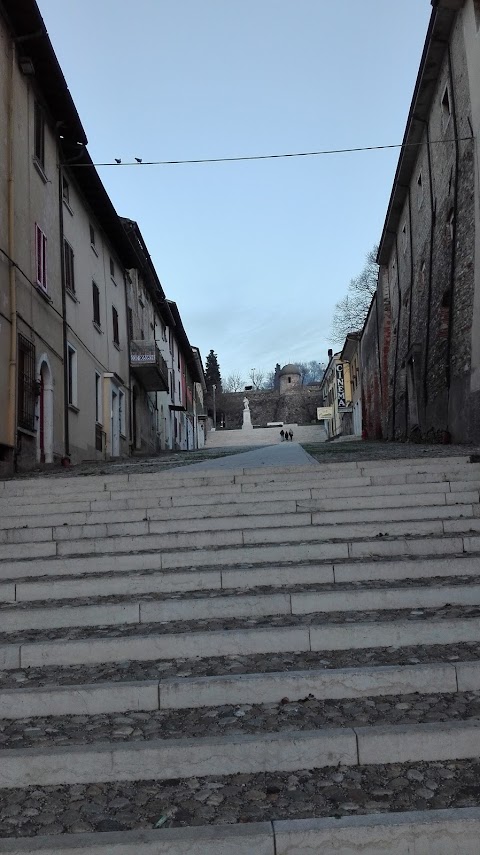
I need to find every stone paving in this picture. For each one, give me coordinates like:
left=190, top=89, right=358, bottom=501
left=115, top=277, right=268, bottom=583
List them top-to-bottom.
left=0, top=641, right=478, bottom=693
left=2, top=690, right=480, bottom=750
left=2, top=760, right=480, bottom=838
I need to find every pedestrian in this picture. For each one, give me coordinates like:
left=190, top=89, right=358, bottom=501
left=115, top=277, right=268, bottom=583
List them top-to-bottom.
left=284, top=428, right=289, bottom=441
left=280, top=429, right=285, bottom=441
left=289, top=429, right=293, bottom=441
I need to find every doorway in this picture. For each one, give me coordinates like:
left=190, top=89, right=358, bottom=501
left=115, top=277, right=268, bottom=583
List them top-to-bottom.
left=37, top=357, right=53, bottom=463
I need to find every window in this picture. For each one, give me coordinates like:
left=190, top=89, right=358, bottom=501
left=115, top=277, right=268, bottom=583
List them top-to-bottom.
left=441, top=85, right=451, bottom=132
left=34, top=101, right=45, bottom=169
left=417, top=172, right=423, bottom=208
left=62, top=176, right=70, bottom=206
left=401, top=223, right=408, bottom=254
left=35, top=224, right=47, bottom=291
left=89, top=224, right=96, bottom=248
left=63, top=240, right=75, bottom=295
left=109, top=257, right=115, bottom=280
left=92, top=281, right=101, bottom=327
left=112, top=306, right=119, bottom=346
left=127, top=307, right=134, bottom=340
left=140, top=328, right=144, bottom=340
left=169, top=329, right=174, bottom=355
left=17, top=334, right=35, bottom=431
left=67, top=344, right=77, bottom=407
left=170, top=369, right=175, bottom=402
left=95, top=372, right=102, bottom=424
left=119, top=389, right=126, bottom=436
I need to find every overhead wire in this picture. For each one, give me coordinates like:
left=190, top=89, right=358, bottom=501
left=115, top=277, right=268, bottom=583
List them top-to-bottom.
left=69, top=137, right=474, bottom=168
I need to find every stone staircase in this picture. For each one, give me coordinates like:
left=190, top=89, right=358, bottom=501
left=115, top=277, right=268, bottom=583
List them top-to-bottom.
left=1, top=454, right=480, bottom=852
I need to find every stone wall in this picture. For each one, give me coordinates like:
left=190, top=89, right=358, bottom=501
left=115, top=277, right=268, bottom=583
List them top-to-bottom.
left=362, top=5, right=479, bottom=444
left=217, top=388, right=323, bottom=430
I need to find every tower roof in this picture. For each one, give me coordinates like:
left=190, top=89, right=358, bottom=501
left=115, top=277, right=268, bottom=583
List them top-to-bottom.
left=279, top=363, right=301, bottom=377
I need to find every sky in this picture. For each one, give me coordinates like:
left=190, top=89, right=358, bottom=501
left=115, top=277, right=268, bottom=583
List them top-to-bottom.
left=37, top=0, right=432, bottom=383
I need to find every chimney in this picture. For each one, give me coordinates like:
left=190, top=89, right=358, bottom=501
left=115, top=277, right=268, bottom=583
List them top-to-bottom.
left=328, top=349, right=333, bottom=359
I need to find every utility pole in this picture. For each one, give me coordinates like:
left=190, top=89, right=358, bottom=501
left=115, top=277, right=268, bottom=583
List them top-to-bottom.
left=212, top=384, right=216, bottom=431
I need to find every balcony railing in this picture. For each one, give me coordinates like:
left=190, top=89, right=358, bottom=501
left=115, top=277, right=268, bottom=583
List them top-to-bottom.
left=130, top=341, right=169, bottom=392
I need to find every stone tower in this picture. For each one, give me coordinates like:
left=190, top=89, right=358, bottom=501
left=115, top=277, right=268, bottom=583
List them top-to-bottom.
left=279, top=364, right=302, bottom=395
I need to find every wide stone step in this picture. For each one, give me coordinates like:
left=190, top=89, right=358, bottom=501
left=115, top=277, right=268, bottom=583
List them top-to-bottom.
left=1, top=477, right=477, bottom=520
left=3, top=491, right=477, bottom=535
left=1, top=500, right=477, bottom=543
left=3, top=520, right=478, bottom=563
left=2, top=535, right=469, bottom=580
left=3, top=554, right=480, bottom=603
left=2, top=581, right=480, bottom=633
left=3, top=610, right=480, bottom=669
left=1, top=659, right=479, bottom=719
left=4, top=687, right=480, bottom=753
left=2, top=717, right=480, bottom=788
left=0, top=808, right=479, bottom=855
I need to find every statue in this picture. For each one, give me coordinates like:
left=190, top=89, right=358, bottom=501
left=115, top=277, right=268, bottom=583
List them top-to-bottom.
left=243, top=396, right=250, bottom=411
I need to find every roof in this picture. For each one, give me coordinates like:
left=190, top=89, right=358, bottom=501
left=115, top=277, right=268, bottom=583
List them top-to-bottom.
left=0, top=0, right=138, bottom=270
left=0, top=0, right=87, bottom=145
left=377, top=0, right=464, bottom=265
left=120, top=219, right=175, bottom=324
left=166, top=301, right=204, bottom=385
left=341, top=332, right=361, bottom=363
left=280, top=363, right=301, bottom=376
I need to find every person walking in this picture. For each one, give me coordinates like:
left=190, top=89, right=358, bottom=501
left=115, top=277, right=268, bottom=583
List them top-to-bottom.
left=289, top=428, right=293, bottom=441
left=280, top=429, right=285, bottom=441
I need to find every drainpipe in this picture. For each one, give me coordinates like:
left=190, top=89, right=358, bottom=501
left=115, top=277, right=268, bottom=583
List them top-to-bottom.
left=6, top=41, right=17, bottom=468
left=445, top=45, right=460, bottom=434
left=420, top=117, right=436, bottom=415
left=58, top=161, right=69, bottom=461
left=405, top=185, right=415, bottom=433
left=391, top=235, right=401, bottom=439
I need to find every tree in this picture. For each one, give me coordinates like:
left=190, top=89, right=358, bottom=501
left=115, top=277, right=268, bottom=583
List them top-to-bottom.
left=331, top=245, right=379, bottom=344
left=204, top=350, right=222, bottom=392
left=298, top=361, right=326, bottom=385
left=248, top=368, right=266, bottom=389
left=224, top=372, right=244, bottom=392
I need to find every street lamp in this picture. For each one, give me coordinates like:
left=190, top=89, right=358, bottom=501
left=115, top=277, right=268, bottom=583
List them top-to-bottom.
left=212, top=384, right=216, bottom=432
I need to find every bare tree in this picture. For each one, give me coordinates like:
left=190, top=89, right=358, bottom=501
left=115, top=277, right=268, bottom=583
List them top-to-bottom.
left=331, top=246, right=379, bottom=344
left=298, top=361, right=325, bottom=385
left=249, top=369, right=266, bottom=389
left=223, top=372, right=245, bottom=392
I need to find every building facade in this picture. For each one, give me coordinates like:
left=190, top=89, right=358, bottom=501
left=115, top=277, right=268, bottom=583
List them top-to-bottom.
left=0, top=0, right=203, bottom=475
left=361, top=0, right=480, bottom=443
left=318, top=350, right=353, bottom=439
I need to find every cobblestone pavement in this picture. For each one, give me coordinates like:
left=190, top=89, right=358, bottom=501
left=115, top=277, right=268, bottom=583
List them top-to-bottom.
left=6, top=440, right=480, bottom=481
left=302, top=441, right=480, bottom=465
left=2, top=602, right=479, bottom=645
left=0, top=642, right=478, bottom=691
left=2, top=691, right=480, bottom=750
left=1, top=760, right=480, bottom=837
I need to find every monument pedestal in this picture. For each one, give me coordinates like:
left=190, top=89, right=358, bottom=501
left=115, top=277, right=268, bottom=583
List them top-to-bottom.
left=242, top=409, right=253, bottom=430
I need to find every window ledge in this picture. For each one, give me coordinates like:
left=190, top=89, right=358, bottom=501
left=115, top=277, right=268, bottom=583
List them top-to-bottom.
left=33, top=157, right=48, bottom=183
left=63, top=199, right=74, bottom=217
left=91, top=244, right=99, bottom=257
left=111, top=277, right=117, bottom=287
left=35, top=285, right=52, bottom=304
left=66, top=288, right=78, bottom=303
left=93, top=322, right=103, bottom=334
left=113, top=341, right=121, bottom=350
left=68, top=404, right=80, bottom=414
left=17, top=426, right=37, bottom=438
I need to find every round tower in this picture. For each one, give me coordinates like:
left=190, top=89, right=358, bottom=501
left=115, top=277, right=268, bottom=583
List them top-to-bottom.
left=279, top=363, right=302, bottom=394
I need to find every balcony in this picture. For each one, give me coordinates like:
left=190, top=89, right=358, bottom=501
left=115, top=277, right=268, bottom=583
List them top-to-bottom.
left=130, top=341, right=169, bottom=392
